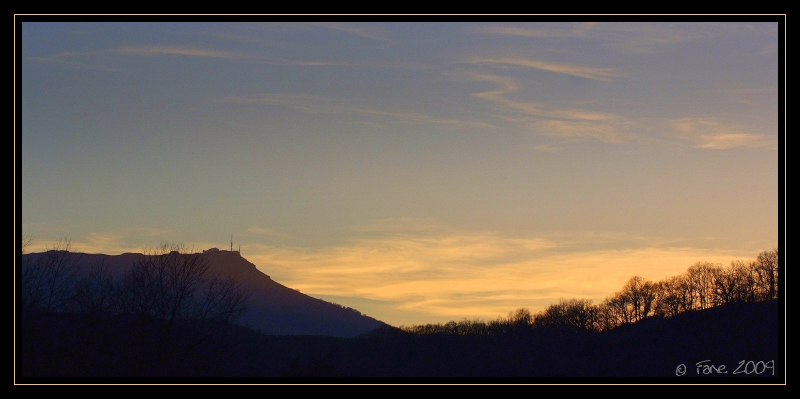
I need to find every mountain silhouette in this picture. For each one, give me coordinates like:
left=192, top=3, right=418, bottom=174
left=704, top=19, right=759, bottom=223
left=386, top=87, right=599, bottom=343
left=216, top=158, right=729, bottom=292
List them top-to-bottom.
left=20, top=249, right=387, bottom=338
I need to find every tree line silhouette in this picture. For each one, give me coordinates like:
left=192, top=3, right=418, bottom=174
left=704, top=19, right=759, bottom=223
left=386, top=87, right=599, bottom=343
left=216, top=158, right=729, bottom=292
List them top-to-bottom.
left=399, top=248, right=780, bottom=336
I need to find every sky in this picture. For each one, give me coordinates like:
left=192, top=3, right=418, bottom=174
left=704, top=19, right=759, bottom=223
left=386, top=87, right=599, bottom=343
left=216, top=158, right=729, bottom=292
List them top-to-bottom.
left=18, top=20, right=781, bottom=326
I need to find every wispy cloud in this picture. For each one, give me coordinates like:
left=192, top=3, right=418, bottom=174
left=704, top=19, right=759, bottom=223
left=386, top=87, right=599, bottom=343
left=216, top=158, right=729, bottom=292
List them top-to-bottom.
left=309, top=22, right=389, bottom=41
left=480, top=22, right=599, bottom=38
left=480, top=23, right=719, bottom=54
left=606, top=23, right=778, bottom=54
left=613, top=27, right=691, bottom=53
left=27, top=45, right=348, bottom=71
left=114, top=45, right=347, bottom=66
left=115, top=45, right=246, bottom=59
left=22, top=51, right=121, bottom=71
left=470, top=56, right=626, bottom=82
left=463, top=71, right=776, bottom=150
left=462, top=72, right=627, bottom=143
left=467, top=72, right=544, bottom=116
left=720, top=85, right=779, bottom=107
left=721, top=86, right=777, bottom=96
left=475, top=89, right=776, bottom=148
left=218, top=92, right=333, bottom=107
left=218, top=93, right=493, bottom=129
left=350, top=107, right=492, bottom=129
left=671, top=117, right=777, bottom=150
left=533, top=119, right=622, bottom=143
left=696, top=133, right=775, bottom=150
left=530, top=144, right=563, bottom=152
left=246, top=226, right=293, bottom=239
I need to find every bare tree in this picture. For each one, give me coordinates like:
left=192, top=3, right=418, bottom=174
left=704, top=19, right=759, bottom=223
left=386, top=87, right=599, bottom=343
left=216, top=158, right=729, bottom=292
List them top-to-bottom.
left=21, top=232, right=33, bottom=254
left=20, top=238, right=82, bottom=314
left=118, top=242, right=249, bottom=324
left=119, top=243, right=205, bottom=322
left=753, top=248, right=779, bottom=301
left=71, top=259, right=116, bottom=315
left=714, top=260, right=753, bottom=306
left=733, top=261, right=759, bottom=303
left=686, top=262, right=723, bottom=310
left=196, top=274, right=250, bottom=323
left=620, top=276, right=656, bottom=322
left=653, top=276, right=687, bottom=317
left=600, top=292, right=631, bottom=328
left=533, top=298, right=598, bottom=331
left=595, top=301, right=622, bottom=331
left=505, top=308, right=533, bottom=326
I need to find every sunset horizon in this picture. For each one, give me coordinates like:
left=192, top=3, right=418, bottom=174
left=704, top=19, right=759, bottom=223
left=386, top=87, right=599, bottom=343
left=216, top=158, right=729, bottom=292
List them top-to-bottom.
left=19, top=20, right=781, bottom=328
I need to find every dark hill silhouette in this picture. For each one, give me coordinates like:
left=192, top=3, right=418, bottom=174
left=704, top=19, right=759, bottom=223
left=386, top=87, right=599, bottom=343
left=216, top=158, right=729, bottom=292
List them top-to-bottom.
left=20, top=249, right=386, bottom=338
left=15, top=298, right=781, bottom=379
left=585, top=299, right=783, bottom=377
left=334, top=300, right=782, bottom=378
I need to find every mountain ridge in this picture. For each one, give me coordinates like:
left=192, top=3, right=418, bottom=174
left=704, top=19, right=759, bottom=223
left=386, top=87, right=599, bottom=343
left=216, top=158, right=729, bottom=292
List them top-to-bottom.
left=20, top=248, right=387, bottom=338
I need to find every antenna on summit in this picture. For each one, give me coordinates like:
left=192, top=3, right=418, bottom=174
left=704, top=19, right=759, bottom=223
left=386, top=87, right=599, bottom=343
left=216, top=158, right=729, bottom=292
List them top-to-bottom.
left=231, top=234, right=233, bottom=252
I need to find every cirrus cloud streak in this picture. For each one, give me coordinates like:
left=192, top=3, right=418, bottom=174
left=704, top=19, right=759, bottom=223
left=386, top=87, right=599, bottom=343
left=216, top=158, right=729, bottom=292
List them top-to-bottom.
left=470, top=56, right=627, bottom=82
